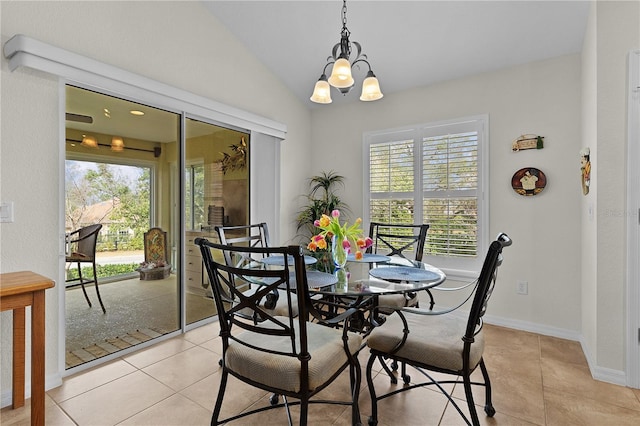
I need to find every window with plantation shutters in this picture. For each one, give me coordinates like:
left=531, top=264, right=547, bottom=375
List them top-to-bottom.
left=364, top=116, right=489, bottom=276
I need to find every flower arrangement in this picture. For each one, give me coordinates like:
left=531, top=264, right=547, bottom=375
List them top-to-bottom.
left=307, top=210, right=373, bottom=264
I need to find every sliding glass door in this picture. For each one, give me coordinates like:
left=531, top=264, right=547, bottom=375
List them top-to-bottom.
left=65, top=85, right=181, bottom=368
left=64, top=86, right=253, bottom=369
left=184, top=117, right=250, bottom=325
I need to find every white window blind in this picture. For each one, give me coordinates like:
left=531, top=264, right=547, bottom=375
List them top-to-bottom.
left=364, top=116, right=488, bottom=275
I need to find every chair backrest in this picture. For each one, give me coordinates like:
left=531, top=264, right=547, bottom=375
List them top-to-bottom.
left=367, top=222, right=429, bottom=261
left=215, top=223, right=271, bottom=266
left=215, top=223, right=270, bottom=247
left=72, top=224, right=102, bottom=260
left=143, top=227, right=169, bottom=264
left=465, top=233, right=512, bottom=340
left=196, top=238, right=311, bottom=362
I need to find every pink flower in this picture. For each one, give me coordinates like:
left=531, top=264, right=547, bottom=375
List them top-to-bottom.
left=332, top=209, right=340, bottom=218
left=313, top=219, right=320, bottom=227
left=364, top=237, right=373, bottom=248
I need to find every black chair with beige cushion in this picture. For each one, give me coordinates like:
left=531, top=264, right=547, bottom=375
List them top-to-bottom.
left=367, top=222, right=429, bottom=381
left=215, top=223, right=296, bottom=319
left=65, top=224, right=106, bottom=313
left=365, top=233, right=512, bottom=426
left=196, top=239, right=362, bottom=425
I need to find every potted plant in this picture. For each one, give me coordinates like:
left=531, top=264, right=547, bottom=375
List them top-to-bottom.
left=296, top=171, right=351, bottom=272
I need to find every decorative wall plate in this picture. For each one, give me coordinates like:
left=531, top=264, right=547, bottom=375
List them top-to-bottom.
left=512, top=167, right=547, bottom=196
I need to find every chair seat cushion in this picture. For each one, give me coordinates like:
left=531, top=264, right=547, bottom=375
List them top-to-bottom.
left=377, top=293, right=419, bottom=311
left=367, top=310, right=484, bottom=372
left=225, top=317, right=363, bottom=393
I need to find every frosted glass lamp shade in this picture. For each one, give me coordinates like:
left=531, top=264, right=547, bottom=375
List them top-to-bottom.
left=328, top=58, right=354, bottom=88
left=360, top=73, right=383, bottom=101
left=310, top=78, right=333, bottom=104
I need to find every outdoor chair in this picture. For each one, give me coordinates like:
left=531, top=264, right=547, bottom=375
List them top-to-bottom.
left=215, top=223, right=295, bottom=317
left=65, top=224, right=106, bottom=313
left=365, top=233, right=512, bottom=426
left=196, top=239, right=362, bottom=425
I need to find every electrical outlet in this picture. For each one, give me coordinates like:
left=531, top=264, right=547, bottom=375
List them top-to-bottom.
left=0, top=202, right=14, bottom=223
left=517, top=280, right=528, bottom=295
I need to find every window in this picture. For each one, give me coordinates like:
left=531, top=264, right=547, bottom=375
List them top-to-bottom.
left=364, top=115, right=488, bottom=276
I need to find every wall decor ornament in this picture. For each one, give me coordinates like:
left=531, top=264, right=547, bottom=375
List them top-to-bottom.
left=512, top=134, right=544, bottom=152
left=219, top=136, right=247, bottom=174
left=580, top=147, right=591, bottom=195
left=511, top=167, right=547, bottom=196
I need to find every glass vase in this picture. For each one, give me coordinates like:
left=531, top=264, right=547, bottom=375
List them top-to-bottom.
left=332, top=234, right=348, bottom=269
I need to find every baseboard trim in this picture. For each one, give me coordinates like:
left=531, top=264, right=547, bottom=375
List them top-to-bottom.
left=483, top=313, right=581, bottom=341
left=483, top=314, right=628, bottom=386
left=579, top=338, right=628, bottom=386
left=1, top=372, right=63, bottom=409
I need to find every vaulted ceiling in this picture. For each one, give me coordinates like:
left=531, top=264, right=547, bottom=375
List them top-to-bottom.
left=204, top=1, right=590, bottom=107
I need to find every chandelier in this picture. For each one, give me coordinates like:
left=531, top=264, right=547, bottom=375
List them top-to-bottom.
left=310, top=0, right=383, bottom=104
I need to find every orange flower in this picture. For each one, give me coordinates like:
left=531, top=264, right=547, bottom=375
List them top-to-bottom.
left=319, top=214, right=331, bottom=227
left=355, top=251, right=364, bottom=260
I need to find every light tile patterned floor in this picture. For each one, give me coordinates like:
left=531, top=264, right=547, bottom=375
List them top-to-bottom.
left=2, top=323, right=640, bottom=425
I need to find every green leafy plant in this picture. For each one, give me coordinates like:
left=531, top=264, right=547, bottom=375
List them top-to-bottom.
left=296, top=171, right=351, bottom=272
left=296, top=171, right=350, bottom=236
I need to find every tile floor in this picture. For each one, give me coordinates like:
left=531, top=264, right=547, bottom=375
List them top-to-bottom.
left=2, top=323, right=640, bottom=425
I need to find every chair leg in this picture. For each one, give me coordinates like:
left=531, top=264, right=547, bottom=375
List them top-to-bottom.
left=77, top=262, right=92, bottom=308
left=92, top=262, right=106, bottom=314
left=426, top=288, right=435, bottom=310
left=349, top=352, right=362, bottom=425
left=366, top=354, right=379, bottom=426
left=378, top=355, right=397, bottom=384
left=479, top=359, right=496, bottom=416
left=400, top=361, right=410, bottom=384
left=211, top=369, right=228, bottom=426
left=462, top=372, right=481, bottom=426
left=299, top=394, right=308, bottom=426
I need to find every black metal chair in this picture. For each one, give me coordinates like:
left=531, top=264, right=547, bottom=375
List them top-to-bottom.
left=367, top=222, right=431, bottom=310
left=367, top=222, right=430, bottom=383
left=215, top=223, right=293, bottom=316
left=65, top=224, right=106, bottom=313
left=365, top=233, right=512, bottom=426
left=196, top=239, right=363, bottom=425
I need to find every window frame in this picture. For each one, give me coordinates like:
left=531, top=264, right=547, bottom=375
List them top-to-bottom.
left=363, top=115, right=489, bottom=279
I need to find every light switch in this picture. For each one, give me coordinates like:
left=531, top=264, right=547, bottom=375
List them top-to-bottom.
left=0, top=202, right=14, bottom=223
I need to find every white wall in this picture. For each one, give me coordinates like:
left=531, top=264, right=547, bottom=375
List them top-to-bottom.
left=581, top=0, right=599, bottom=371
left=592, top=0, right=640, bottom=375
left=0, top=1, right=311, bottom=402
left=311, top=54, right=583, bottom=335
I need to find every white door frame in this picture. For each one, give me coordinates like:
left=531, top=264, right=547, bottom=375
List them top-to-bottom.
left=626, top=49, right=640, bottom=388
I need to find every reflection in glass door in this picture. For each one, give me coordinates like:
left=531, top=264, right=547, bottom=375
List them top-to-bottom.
left=185, top=118, right=250, bottom=325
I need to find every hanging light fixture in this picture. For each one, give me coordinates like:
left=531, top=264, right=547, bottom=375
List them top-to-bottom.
left=310, top=0, right=383, bottom=104
left=81, top=135, right=98, bottom=149
left=111, top=136, right=125, bottom=152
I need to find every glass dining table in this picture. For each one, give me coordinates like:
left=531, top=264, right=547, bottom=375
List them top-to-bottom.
left=246, top=251, right=446, bottom=334
left=304, top=253, right=447, bottom=334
